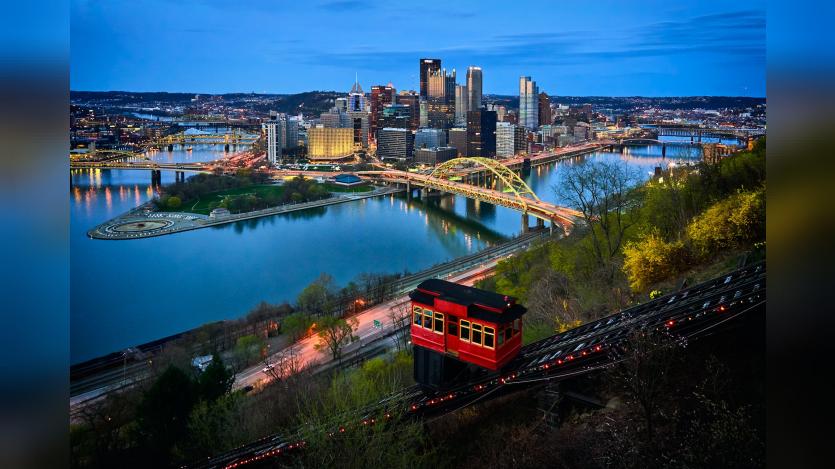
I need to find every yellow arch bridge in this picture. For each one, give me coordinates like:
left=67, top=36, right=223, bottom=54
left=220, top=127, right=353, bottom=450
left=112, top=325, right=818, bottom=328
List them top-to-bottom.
left=148, top=132, right=259, bottom=147
left=362, top=157, right=583, bottom=234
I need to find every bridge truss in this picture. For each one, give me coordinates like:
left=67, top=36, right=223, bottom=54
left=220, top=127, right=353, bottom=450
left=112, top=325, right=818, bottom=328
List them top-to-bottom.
left=430, top=157, right=541, bottom=203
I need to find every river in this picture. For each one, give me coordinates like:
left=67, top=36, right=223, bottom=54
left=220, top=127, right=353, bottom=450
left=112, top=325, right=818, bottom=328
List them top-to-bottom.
left=70, top=141, right=702, bottom=364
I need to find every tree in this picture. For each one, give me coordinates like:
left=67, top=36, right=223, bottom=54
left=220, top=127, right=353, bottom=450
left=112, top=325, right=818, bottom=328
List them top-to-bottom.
left=555, top=160, right=639, bottom=278
left=167, top=196, right=181, bottom=209
left=622, top=231, right=689, bottom=292
left=526, top=270, right=583, bottom=332
left=297, top=273, right=336, bottom=316
left=387, top=302, right=412, bottom=352
left=282, top=312, right=315, bottom=342
left=314, top=315, right=359, bottom=360
left=610, top=329, right=684, bottom=439
left=232, top=334, right=265, bottom=370
left=198, top=353, right=235, bottom=402
left=136, top=365, right=198, bottom=462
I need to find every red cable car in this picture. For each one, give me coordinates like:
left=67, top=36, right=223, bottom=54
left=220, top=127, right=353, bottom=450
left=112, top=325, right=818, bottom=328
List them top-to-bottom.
left=409, top=279, right=526, bottom=380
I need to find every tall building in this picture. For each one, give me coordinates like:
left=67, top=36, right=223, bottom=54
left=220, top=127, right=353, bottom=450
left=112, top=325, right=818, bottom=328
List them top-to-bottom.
left=419, top=58, right=441, bottom=99
left=466, top=66, right=482, bottom=111
left=427, top=68, right=455, bottom=129
left=519, top=76, right=539, bottom=130
left=348, top=78, right=366, bottom=112
left=370, top=84, right=396, bottom=142
left=455, top=84, right=469, bottom=126
left=396, top=91, right=420, bottom=130
left=538, top=92, right=552, bottom=126
left=334, top=97, right=347, bottom=113
left=419, top=99, right=428, bottom=128
left=378, top=104, right=412, bottom=132
left=466, top=110, right=497, bottom=158
left=262, top=111, right=300, bottom=165
left=346, top=111, right=369, bottom=149
left=262, top=112, right=284, bottom=165
left=496, top=122, right=515, bottom=158
left=308, top=126, right=354, bottom=160
left=514, top=126, right=528, bottom=155
left=448, top=127, right=467, bottom=157
left=377, top=128, right=415, bottom=161
left=414, top=128, right=447, bottom=150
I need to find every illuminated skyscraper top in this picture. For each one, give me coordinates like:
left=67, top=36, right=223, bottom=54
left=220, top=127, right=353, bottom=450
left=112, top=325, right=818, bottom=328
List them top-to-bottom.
left=419, top=58, right=441, bottom=99
left=467, top=66, right=482, bottom=111
left=348, top=75, right=365, bottom=112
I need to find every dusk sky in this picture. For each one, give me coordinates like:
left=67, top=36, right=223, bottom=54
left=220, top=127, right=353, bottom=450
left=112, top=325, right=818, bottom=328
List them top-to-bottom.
left=71, top=0, right=765, bottom=97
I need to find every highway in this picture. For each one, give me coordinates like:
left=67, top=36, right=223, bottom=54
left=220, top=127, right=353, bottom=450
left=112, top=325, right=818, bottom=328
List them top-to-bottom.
left=231, top=259, right=502, bottom=391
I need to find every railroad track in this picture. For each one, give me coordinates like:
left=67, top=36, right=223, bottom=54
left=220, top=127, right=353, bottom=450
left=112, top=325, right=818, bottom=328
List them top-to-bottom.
left=190, top=262, right=765, bottom=469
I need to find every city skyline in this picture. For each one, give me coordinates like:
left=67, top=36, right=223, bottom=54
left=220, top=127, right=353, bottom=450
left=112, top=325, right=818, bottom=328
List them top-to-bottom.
left=71, top=0, right=765, bottom=97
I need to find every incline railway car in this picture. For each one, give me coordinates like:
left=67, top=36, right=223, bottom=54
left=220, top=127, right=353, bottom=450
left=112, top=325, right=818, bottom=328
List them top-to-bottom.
left=409, top=279, right=526, bottom=387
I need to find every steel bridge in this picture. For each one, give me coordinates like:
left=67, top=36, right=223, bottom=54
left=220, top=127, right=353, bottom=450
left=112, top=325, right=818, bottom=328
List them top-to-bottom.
left=147, top=131, right=258, bottom=147
left=362, top=157, right=583, bottom=234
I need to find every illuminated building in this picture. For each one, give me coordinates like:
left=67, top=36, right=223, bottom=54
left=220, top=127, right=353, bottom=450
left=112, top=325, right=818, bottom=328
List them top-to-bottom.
left=419, top=58, right=441, bottom=99
left=467, top=66, right=482, bottom=111
left=519, top=76, right=539, bottom=130
left=370, top=84, right=396, bottom=142
left=496, top=122, right=515, bottom=158
left=308, top=126, right=354, bottom=160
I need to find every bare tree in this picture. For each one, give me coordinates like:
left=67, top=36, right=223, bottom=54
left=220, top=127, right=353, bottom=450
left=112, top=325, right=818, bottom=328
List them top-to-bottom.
left=555, top=160, right=639, bottom=278
left=526, top=270, right=584, bottom=329
left=387, top=301, right=412, bottom=352
left=314, top=315, right=359, bottom=361
left=610, top=328, right=685, bottom=439
left=261, top=346, right=303, bottom=383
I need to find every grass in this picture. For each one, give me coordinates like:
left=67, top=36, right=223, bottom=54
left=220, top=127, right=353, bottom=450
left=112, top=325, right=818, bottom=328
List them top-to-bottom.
left=158, top=182, right=375, bottom=215
left=161, top=184, right=286, bottom=215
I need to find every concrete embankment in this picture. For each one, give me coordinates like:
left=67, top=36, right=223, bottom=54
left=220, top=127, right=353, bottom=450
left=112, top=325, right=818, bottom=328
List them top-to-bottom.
left=88, top=186, right=403, bottom=240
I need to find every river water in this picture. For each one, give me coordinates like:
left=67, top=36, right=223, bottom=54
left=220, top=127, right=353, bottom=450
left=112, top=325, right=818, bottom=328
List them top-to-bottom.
left=70, top=142, right=702, bottom=364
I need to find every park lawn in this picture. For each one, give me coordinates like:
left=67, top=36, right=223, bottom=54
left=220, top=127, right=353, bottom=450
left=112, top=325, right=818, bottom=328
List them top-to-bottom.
left=321, top=183, right=374, bottom=193
left=162, top=184, right=286, bottom=215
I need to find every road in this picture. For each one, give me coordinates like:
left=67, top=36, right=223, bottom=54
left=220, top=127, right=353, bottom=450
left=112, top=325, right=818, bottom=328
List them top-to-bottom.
left=232, top=259, right=503, bottom=391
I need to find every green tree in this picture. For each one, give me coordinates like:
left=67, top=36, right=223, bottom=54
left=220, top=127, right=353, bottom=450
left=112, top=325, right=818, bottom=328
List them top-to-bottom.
left=167, top=196, right=181, bottom=209
left=622, top=231, right=689, bottom=292
left=297, top=273, right=336, bottom=315
left=282, top=312, right=315, bottom=342
left=314, top=315, right=359, bottom=360
left=232, top=334, right=265, bottom=370
left=198, top=353, right=235, bottom=402
left=135, top=365, right=198, bottom=462
left=184, top=393, right=244, bottom=461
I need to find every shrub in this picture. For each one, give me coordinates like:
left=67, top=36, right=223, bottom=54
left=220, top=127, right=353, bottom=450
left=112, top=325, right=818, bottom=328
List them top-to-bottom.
left=687, top=188, right=765, bottom=258
left=622, top=231, right=689, bottom=292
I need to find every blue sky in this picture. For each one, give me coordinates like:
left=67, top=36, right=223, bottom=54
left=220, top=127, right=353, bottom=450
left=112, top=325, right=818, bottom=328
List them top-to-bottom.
left=71, top=0, right=765, bottom=96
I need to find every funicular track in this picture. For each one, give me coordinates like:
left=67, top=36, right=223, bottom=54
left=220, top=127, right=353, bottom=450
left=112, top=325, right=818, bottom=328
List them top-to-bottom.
left=190, top=262, right=765, bottom=468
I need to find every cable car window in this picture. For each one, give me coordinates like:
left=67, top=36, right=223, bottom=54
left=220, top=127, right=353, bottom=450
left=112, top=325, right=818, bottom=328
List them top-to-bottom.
left=413, top=306, right=422, bottom=325
left=423, top=310, right=433, bottom=329
left=433, top=312, right=444, bottom=334
left=447, top=316, right=458, bottom=336
left=513, top=319, right=521, bottom=335
left=460, top=320, right=470, bottom=341
left=472, top=324, right=483, bottom=346
left=484, top=327, right=495, bottom=348
left=497, top=327, right=505, bottom=346
left=505, top=327, right=513, bottom=341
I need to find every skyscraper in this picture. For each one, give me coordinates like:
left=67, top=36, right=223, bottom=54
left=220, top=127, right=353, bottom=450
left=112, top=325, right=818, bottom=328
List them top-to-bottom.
left=419, top=58, right=441, bottom=99
left=467, top=66, right=482, bottom=111
left=427, top=68, right=455, bottom=129
left=519, top=76, right=539, bottom=130
left=348, top=78, right=365, bottom=112
left=370, top=84, right=396, bottom=141
left=455, top=84, right=469, bottom=126
left=396, top=91, right=420, bottom=130
left=538, top=92, right=552, bottom=126
left=466, top=109, right=497, bottom=158
left=262, top=111, right=298, bottom=165
left=496, top=122, right=515, bottom=158
left=448, top=127, right=467, bottom=157
left=377, top=128, right=415, bottom=161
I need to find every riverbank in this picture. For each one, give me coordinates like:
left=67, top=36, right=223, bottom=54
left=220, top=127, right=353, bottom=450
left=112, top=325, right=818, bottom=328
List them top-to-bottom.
left=87, top=185, right=402, bottom=240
